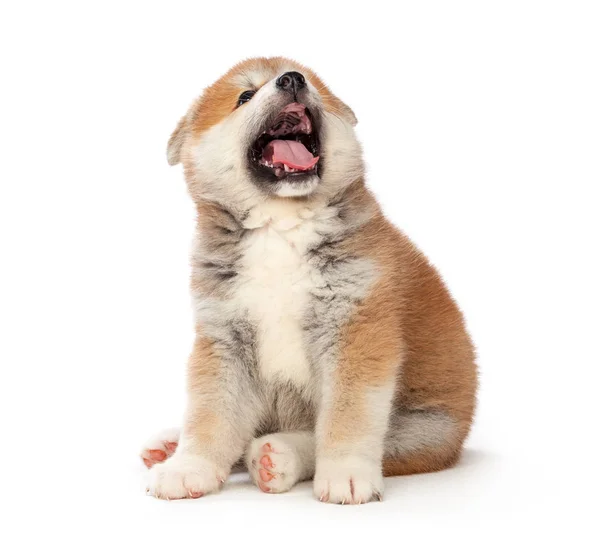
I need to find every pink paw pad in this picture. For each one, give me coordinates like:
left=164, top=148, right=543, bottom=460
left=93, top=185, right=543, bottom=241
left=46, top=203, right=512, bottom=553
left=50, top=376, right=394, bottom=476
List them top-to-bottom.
left=141, top=441, right=179, bottom=468
left=257, top=444, right=277, bottom=492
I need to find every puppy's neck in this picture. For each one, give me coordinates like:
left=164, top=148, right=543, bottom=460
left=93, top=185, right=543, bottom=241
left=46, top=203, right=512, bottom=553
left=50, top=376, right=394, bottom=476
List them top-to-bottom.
left=195, top=178, right=376, bottom=238
left=241, top=196, right=328, bottom=232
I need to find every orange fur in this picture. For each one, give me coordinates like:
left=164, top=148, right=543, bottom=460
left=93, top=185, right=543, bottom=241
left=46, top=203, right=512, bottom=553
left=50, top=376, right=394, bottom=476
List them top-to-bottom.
left=332, top=182, right=477, bottom=473
left=183, top=333, right=223, bottom=450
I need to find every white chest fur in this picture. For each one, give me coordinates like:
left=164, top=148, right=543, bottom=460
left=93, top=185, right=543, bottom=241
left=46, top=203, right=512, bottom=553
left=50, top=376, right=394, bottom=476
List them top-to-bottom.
left=233, top=200, right=325, bottom=389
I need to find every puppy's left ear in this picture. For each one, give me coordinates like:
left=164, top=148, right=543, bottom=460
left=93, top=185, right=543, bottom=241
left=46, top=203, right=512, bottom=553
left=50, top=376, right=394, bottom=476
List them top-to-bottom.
left=338, top=100, right=358, bottom=127
left=167, top=115, right=187, bottom=166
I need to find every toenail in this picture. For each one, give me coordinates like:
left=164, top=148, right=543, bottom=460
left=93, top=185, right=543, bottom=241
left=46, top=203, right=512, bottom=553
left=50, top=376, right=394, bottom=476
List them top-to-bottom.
left=165, top=442, right=178, bottom=452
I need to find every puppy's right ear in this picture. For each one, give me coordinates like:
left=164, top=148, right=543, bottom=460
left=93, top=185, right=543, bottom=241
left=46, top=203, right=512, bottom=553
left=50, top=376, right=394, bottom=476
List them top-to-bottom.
left=167, top=115, right=187, bottom=166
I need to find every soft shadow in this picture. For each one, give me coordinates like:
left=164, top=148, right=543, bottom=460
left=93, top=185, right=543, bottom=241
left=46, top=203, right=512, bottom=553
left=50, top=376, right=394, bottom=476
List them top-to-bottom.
left=383, top=446, right=502, bottom=498
left=452, top=448, right=498, bottom=471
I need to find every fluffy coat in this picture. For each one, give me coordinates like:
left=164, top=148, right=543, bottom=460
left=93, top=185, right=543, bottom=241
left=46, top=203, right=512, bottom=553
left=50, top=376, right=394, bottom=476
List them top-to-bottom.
left=142, top=57, right=477, bottom=504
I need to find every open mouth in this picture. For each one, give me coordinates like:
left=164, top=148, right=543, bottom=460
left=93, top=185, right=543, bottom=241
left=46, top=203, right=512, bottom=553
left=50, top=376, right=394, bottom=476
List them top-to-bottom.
left=250, top=103, right=320, bottom=179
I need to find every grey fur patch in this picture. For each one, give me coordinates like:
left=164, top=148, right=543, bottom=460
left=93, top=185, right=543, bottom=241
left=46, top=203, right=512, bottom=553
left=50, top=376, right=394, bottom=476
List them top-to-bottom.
left=191, top=204, right=248, bottom=296
left=304, top=212, right=378, bottom=381
left=305, top=256, right=376, bottom=368
left=193, top=298, right=258, bottom=379
left=257, top=382, right=316, bottom=435
left=384, top=410, right=457, bottom=456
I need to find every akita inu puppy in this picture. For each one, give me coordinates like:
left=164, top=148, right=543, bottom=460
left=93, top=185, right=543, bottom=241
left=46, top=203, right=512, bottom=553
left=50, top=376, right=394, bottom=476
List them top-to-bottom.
left=142, top=58, right=477, bottom=504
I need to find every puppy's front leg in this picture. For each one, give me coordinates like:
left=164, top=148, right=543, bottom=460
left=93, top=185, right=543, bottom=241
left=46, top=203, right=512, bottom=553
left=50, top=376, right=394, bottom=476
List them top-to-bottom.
left=314, top=298, right=401, bottom=505
left=147, top=333, right=259, bottom=500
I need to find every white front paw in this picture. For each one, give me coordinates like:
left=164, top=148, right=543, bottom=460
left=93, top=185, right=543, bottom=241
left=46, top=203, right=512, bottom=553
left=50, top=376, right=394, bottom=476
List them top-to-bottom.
left=147, top=453, right=225, bottom=500
left=313, top=457, right=384, bottom=505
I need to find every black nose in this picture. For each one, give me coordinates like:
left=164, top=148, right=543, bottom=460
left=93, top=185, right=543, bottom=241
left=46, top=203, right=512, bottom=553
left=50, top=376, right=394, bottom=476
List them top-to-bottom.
left=276, top=71, right=306, bottom=94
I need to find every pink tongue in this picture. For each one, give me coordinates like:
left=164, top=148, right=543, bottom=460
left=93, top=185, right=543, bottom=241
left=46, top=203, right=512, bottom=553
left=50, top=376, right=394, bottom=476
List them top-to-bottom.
left=264, top=139, right=319, bottom=170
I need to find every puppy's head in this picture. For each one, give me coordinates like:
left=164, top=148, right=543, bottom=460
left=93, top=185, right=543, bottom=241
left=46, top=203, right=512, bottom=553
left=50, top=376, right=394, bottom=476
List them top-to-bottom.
left=168, top=57, right=363, bottom=205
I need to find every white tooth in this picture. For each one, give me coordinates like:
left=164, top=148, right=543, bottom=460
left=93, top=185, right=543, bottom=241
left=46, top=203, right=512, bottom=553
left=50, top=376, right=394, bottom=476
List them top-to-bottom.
left=284, top=164, right=291, bottom=172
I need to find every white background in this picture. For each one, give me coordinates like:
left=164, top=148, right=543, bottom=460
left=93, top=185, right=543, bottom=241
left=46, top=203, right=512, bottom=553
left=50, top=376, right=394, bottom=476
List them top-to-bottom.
left=1, top=1, right=598, bottom=556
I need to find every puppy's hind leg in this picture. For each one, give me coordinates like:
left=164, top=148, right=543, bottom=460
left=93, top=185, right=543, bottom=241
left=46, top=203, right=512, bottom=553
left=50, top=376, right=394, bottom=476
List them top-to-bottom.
left=246, top=431, right=315, bottom=494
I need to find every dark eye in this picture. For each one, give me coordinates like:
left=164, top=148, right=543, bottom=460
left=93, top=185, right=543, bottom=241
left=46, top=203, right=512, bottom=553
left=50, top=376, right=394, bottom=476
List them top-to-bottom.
left=237, top=90, right=255, bottom=106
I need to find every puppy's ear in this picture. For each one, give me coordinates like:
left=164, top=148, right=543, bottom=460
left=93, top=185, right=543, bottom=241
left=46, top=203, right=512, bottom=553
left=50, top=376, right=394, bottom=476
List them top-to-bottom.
left=339, top=100, right=358, bottom=127
left=167, top=115, right=187, bottom=166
